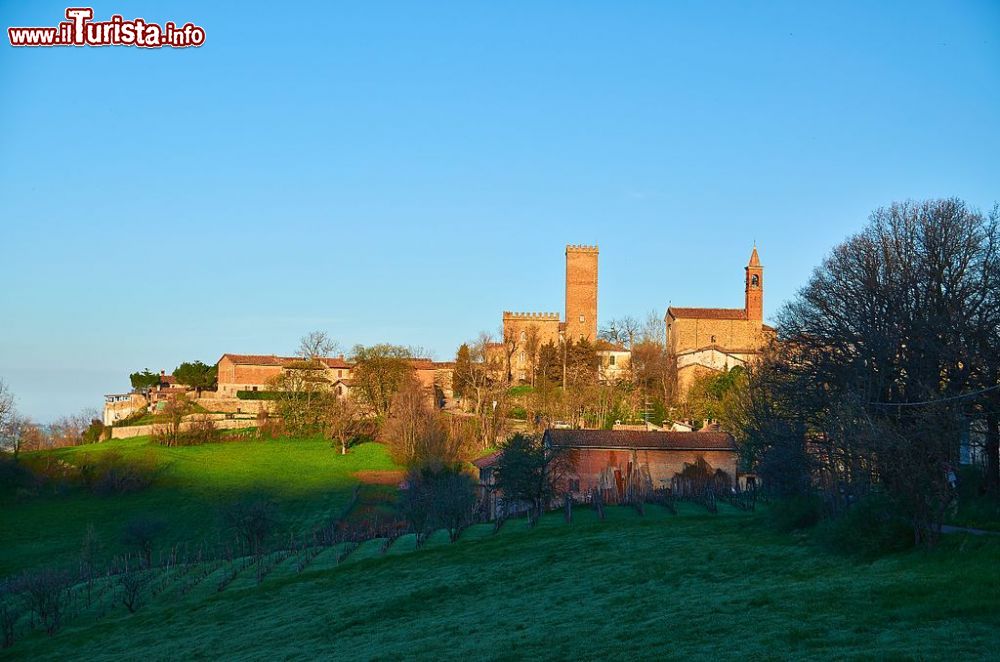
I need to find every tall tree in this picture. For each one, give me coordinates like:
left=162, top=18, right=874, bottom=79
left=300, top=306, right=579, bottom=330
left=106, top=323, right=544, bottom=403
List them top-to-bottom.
left=752, top=199, right=1000, bottom=544
left=296, top=331, right=339, bottom=359
left=349, top=344, right=414, bottom=419
left=267, top=360, right=332, bottom=437
left=173, top=361, right=218, bottom=391
left=129, top=369, right=160, bottom=392
left=494, top=434, right=575, bottom=524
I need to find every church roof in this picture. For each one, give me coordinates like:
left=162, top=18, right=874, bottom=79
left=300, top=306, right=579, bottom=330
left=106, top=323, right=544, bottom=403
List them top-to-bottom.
left=748, top=246, right=761, bottom=266
left=667, top=307, right=747, bottom=321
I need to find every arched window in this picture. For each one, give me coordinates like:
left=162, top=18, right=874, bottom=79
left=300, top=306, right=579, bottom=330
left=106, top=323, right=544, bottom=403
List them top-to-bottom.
left=751, top=274, right=760, bottom=287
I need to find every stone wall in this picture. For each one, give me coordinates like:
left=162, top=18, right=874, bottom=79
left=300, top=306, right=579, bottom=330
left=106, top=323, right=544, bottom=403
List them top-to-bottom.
left=110, top=417, right=260, bottom=440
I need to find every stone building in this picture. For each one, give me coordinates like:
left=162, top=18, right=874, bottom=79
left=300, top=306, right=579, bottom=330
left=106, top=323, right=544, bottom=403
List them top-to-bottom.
left=501, top=244, right=601, bottom=382
left=665, top=247, right=774, bottom=399
left=215, top=353, right=453, bottom=404
left=472, top=428, right=739, bottom=519
left=544, top=428, right=739, bottom=498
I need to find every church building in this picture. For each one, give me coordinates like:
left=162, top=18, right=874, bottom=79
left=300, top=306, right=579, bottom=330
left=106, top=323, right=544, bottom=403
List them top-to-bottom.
left=665, top=247, right=774, bottom=399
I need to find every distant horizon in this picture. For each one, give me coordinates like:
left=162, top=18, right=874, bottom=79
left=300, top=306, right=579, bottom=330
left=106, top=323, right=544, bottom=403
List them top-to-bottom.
left=3, top=0, right=998, bottom=421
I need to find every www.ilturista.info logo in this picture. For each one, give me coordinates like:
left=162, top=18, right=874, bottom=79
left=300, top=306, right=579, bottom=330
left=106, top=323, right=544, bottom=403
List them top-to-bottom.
left=8, top=8, right=205, bottom=48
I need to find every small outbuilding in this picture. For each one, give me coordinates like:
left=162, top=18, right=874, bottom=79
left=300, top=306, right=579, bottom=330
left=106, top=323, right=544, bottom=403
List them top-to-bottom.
left=542, top=428, right=739, bottom=499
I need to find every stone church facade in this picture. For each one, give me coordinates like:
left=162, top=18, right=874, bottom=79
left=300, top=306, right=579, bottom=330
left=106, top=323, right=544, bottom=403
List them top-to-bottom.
left=666, top=247, right=774, bottom=399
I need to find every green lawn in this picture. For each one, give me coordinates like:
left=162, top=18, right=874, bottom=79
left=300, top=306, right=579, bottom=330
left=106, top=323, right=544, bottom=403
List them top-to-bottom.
left=0, top=437, right=399, bottom=575
left=7, top=505, right=1000, bottom=660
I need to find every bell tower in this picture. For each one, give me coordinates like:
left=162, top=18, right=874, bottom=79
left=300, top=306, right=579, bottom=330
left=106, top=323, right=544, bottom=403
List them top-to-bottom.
left=745, top=245, right=763, bottom=322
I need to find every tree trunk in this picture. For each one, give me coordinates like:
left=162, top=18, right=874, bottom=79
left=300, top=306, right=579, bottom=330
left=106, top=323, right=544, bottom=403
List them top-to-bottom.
left=986, top=413, right=1000, bottom=495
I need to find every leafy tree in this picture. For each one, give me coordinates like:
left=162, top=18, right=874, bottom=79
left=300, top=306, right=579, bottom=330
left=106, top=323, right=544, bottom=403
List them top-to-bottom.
left=453, top=343, right=473, bottom=398
left=349, top=344, right=414, bottom=419
left=268, top=360, right=332, bottom=437
left=172, top=361, right=217, bottom=390
left=129, top=369, right=160, bottom=392
left=494, top=434, right=574, bottom=524
left=401, top=464, right=477, bottom=545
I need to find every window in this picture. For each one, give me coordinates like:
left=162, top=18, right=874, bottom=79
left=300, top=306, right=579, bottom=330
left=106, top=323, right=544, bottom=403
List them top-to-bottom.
left=751, top=274, right=760, bottom=287
left=579, top=315, right=585, bottom=323
left=520, top=331, right=526, bottom=342
left=710, top=335, right=716, bottom=344
left=519, top=351, right=526, bottom=364
left=609, top=355, right=616, bottom=366
left=252, top=385, right=258, bottom=391
left=568, top=478, right=581, bottom=492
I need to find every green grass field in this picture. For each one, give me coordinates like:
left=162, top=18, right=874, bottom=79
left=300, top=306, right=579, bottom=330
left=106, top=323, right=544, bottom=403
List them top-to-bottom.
left=1, top=437, right=399, bottom=576
left=3, top=439, right=999, bottom=659
left=6, top=504, right=1000, bottom=660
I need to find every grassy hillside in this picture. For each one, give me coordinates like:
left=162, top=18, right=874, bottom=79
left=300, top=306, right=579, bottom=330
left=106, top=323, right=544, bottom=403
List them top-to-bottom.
left=0, top=437, right=399, bottom=575
left=7, top=504, right=1000, bottom=660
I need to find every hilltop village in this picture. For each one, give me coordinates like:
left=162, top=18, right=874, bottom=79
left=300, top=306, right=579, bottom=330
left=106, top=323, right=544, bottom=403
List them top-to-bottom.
left=105, top=244, right=771, bottom=433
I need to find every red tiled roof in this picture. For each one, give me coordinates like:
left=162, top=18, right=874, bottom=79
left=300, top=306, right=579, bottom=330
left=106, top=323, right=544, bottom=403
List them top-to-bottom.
left=667, top=307, right=747, bottom=321
left=219, top=354, right=287, bottom=366
left=220, top=354, right=356, bottom=369
left=318, top=357, right=353, bottom=369
left=409, top=359, right=455, bottom=370
left=544, top=428, right=736, bottom=451
left=472, top=451, right=501, bottom=469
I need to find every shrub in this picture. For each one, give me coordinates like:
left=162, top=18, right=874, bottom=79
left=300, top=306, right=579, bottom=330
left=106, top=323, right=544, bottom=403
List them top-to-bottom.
left=236, top=390, right=282, bottom=400
left=256, top=410, right=284, bottom=440
left=181, top=416, right=221, bottom=446
left=79, top=451, right=158, bottom=496
left=0, top=457, right=36, bottom=495
left=818, top=492, right=914, bottom=558
left=767, top=494, right=823, bottom=532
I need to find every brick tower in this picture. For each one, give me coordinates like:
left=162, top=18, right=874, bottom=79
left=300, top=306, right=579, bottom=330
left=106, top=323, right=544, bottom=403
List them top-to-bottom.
left=565, top=244, right=599, bottom=341
left=744, top=245, right=763, bottom=322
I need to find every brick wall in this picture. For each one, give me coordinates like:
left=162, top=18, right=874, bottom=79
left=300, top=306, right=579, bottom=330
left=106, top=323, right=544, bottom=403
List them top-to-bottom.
left=564, top=245, right=598, bottom=341
left=570, top=447, right=738, bottom=492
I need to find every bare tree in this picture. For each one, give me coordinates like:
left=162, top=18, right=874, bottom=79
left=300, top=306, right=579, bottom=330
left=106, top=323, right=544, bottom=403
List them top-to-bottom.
left=750, top=199, right=1000, bottom=545
left=600, top=316, right=640, bottom=348
left=296, top=331, right=339, bottom=359
left=457, top=334, right=510, bottom=450
left=268, top=360, right=332, bottom=437
left=380, top=377, right=467, bottom=465
left=326, top=396, right=369, bottom=455
left=122, top=515, right=166, bottom=568
left=117, top=558, right=151, bottom=614
left=19, top=568, right=70, bottom=635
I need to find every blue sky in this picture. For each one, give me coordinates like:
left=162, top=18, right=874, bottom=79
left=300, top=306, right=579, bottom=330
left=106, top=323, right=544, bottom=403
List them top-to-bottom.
left=1, top=1, right=998, bottom=422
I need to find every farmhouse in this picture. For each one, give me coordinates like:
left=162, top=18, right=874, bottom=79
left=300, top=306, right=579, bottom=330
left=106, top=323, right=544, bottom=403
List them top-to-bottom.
left=215, top=353, right=455, bottom=403
left=544, top=428, right=739, bottom=497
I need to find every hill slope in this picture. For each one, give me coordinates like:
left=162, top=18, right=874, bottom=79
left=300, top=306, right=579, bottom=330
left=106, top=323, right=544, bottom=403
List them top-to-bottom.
left=1, top=437, right=399, bottom=575
left=9, top=506, right=1000, bottom=660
